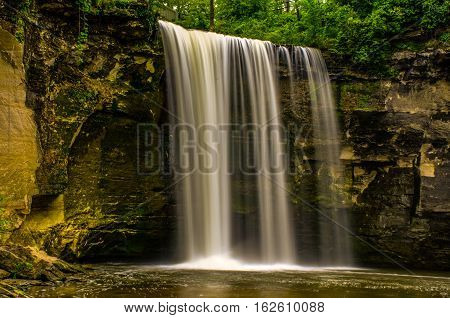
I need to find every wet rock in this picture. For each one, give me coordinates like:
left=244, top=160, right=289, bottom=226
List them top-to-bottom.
left=4, top=0, right=175, bottom=261
left=24, top=0, right=164, bottom=195
left=282, top=42, right=450, bottom=269
left=391, top=48, right=449, bottom=83
left=0, top=244, right=81, bottom=281
left=0, top=269, right=9, bottom=279
left=0, top=281, right=29, bottom=298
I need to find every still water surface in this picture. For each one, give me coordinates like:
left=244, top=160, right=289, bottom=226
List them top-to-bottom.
left=27, top=264, right=450, bottom=298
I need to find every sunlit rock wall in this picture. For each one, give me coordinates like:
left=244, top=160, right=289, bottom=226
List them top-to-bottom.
left=2, top=0, right=176, bottom=261
left=0, top=24, right=39, bottom=243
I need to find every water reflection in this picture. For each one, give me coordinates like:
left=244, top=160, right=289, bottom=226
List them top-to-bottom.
left=26, top=264, right=450, bottom=298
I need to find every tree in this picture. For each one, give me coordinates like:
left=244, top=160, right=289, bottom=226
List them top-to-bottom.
left=163, top=0, right=210, bottom=30
left=168, top=0, right=449, bottom=70
left=210, top=0, right=215, bottom=31
left=217, top=0, right=272, bottom=19
left=285, top=0, right=290, bottom=12
left=292, top=0, right=301, bottom=20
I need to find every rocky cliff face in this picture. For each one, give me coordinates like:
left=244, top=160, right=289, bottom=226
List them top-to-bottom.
left=0, top=0, right=448, bottom=271
left=1, top=0, right=176, bottom=262
left=0, top=7, right=39, bottom=245
left=281, top=40, right=449, bottom=269
left=338, top=50, right=449, bottom=269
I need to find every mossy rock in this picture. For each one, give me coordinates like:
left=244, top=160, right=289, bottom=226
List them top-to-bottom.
left=339, top=82, right=388, bottom=112
left=0, top=245, right=82, bottom=281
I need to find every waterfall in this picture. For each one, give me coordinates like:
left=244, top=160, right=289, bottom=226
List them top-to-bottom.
left=159, top=21, right=352, bottom=267
left=292, top=48, right=353, bottom=266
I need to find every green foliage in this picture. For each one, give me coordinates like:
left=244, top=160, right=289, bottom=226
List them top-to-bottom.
left=13, top=0, right=32, bottom=43
left=75, top=0, right=91, bottom=62
left=160, top=0, right=211, bottom=29
left=161, top=0, right=449, bottom=71
left=217, top=0, right=273, bottom=19
left=421, top=0, right=450, bottom=29
left=74, top=1, right=157, bottom=63
left=136, top=1, right=159, bottom=36
left=439, top=32, right=450, bottom=44
left=55, top=87, right=98, bottom=115
left=68, top=88, right=98, bottom=104
left=0, top=195, right=9, bottom=234
left=0, top=212, right=9, bottom=234
left=0, top=214, right=8, bottom=234
left=0, top=219, right=9, bottom=234
left=11, top=262, right=33, bottom=279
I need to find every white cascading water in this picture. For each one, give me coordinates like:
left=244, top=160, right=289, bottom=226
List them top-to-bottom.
left=159, top=21, right=352, bottom=268
left=289, top=47, right=353, bottom=265
left=294, top=48, right=352, bottom=265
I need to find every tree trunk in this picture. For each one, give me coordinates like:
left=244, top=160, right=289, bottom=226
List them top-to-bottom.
left=209, top=0, right=214, bottom=31
left=285, top=0, right=290, bottom=12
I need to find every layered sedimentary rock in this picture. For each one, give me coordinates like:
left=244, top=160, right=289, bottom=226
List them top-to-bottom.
left=0, top=0, right=448, bottom=270
left=1, top=0, right=175, bottom=261
left=0, top=13, right=39, bottom=244
left=282, top=41, right=449, bottom=269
